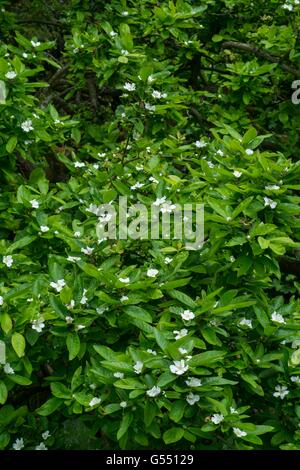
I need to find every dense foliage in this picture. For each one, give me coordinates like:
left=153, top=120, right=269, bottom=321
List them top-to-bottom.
left=1, top=0, right=300, bottom=451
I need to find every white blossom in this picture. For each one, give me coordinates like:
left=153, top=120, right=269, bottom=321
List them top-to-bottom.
left=109, top=31, right=117, bottom=37
left=31, top=40, right=41, bottom=47
left=5, top=71, right=17, bottom=79
left=123, top=82, right=136, bottom=91
left=145, top=103, right=156, bottom=111
left=21, top=119, right=34, bottom=132
left=195, top=140, right=207, bottom=148
left=245, top=148, right=254, bottom=155
left=74, top=161, right=85, bottom=168
left=233, top=170, right=242, bottom=178
left=149, top=176, right=158, bottom=183
left=130, top=182, right=144, bottom=190
left=265, top=185, right=280, bottom=190
left=153, top=196, right=167, bottom=206
left=264, top=197, right=277, bottom=209
left=30, top=199, right=39, bottom=208
left=160, top=202, right=176, bottom=213
left=40, top=225, right=49, bottom=233
left=74, top=231, right=81, bottom=238
left=81, top=246, right=94, bottom=255
left=3, top=255, right=14, bottom=267
left=67, top=256, right=80, bottom=263
left=164, top=257, right=172, bottom=264
left=147, top=268, right=159, bottom=278
left=119, top=277, right=130, bottom=284
left=50, top=279, right=66, bottom=292
left=80, top=289, right=88, bottom=305
left=120, top=295, right=129, bottom=302
left=0, top=296, right=3, bottom=306
left=180, top=310, right=195, bottom=321
left=271, top=311, right=285, bottom=324
left=65, top=316, right=74, bottom=324
left=32, top=318, right=45, bottom=333
left=239, top=318, right=253, bottom=328
left=75, top=324, right=85, bottom=331
left=173, top=329, right=188, bottom=340
left=179, top=347, right=188, bottom=355
left=147, top=349, right=157, bottom=355
left=170, top=360, right=189, bottom=375
left=133, top=361, right=143, bottom=374
left=4, top=363, right=14, bottom=374
left=114, top=372, right=124, bottom=379
left=291, top=376, right=300, bottom=383
left=185, top=377, right=202, bottom=387
left=273, top=385, right=289, bottom=399
left=146, top=386, right=161, bottom=397
left=186, top=392, right=200, bottom=405
left=89, top=397, right=101, bottom=407
left=120, top=401, right=127, bottom=408
left=230, top=407, right=238, bottom=414
left=211, top=413, right=224, bottom=424
left=233, top=427, right=247, bottom=437
left=42, top=431, right=51, bottom=440
left=12, top=438, right=24, bottom=450
left=35, top=442, right=47, bottom=450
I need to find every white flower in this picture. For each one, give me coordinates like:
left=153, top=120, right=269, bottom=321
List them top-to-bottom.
left=283, top=3, right=293, bottom=10
left=122, top=11, right=129, bottom=16
left=109, top=31, right=117, bottom=37
left=31, top=40, right=41, bottom=47
left=121, top=49, right=129, bottom=55
left=22, top=52, right=28, bottom=58
left=5, top=71, right=17, bottom=79
left=147, top=75, right=155, bottom=83
left=123, top=82, right=136, bottom=91
left=151, top=90, right=163, bottom=99
left=145, top=103, right=156, bottom=111
left=21, top=119, right=34, bottom=132
left=195, top=140, right=207, bottom=148
left=245, top=148, right=254, bottom=155
left=216, top=149, right=224, bottom=156
left=98, top=152, right=106, bottom=157
left=74, top=161, right=85, bottom=168
left=207, top=161, right=214, bottom=168
left=93, top=163, right=99, bottom=170
left=233, top=170, right=242, bottom=178
left=149, top=176, right=158, bottom=183
left=130, top=182, right=144, bottom=190
left=265, top=185, right=280, bottom=190
left=153, top=196, right=167, bottom=206
left=264, top=197, right=277, bottom=209
left=30, top=199, right=39, bottom=208
left=160, top=202, right=176, bottom=213
left=40, top=225, right=49, bottom=233
left=74, top=231, right=81, bottom=238
left=81, top=246, right=94, bottom=255
left=3, top=255, right=14, bottom=267
left=67, top=256, right=80, bottom=263
left=230, top=256, right=235, bottom=262
left=164, top=257, right=172, bottom=264
left=147, top=268, right=159, bottom=278
left=119, top=277, right=130, bottom=284
left=50, top=279, right=66, bottom=292
left=80, top=289, right=88, bottom=305
left=120, top=295, right=129, bottom=302
left=0, top=296, right=3, bottom=306
left=180, top=310, right=195, bottom=321
left=271, top=311, right=285, bottom=324
left=65, top=316, right=74, bottom=324
left=239, top=318, right=252, bottom=328
left=32, top=319, right=45, bottom=333
left=75, top=324, right=85, bottom=331
left=173, top=329, right=188, bottom=340
left=292, top=339, right=300, bottom=349
left=179, top=347, right=188, bottom=355
left=147, top=349, right=157, bottom=355
left=170, top=360, right=189, bottom=375
left=133, top=361, right=143, bottom=374
left=4, top=363, right=14, bottom=374
left=114, top=372, right=124, bottom=379
left=291, top=376, right=300, bottom=383
left=185, top=377, right=202, bottom=387
left=273, top=385, right=289, bottom=399
left=146, top=386, right=161, bottom=397
left=186, top=392, right=200, bottom=405
left=89, top=397, right=101, bottom=407
left=120, top=401, right=127, bottom=408
left=230, top=407, right=238, bottom=414
left=211, top=413, right=224, bottom=424
left=233, top=427, right=247, bottom=437
left=42, top=431, right=51, bottom=440
left=12, top=438, right=24, bottom=450
left=35, top=442, right=47, bottom=450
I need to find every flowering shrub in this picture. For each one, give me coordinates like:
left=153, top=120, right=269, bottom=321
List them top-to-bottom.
left=1, top=0, right=300, bottom=451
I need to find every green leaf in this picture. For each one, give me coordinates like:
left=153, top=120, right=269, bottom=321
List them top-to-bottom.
left=6, top=136, right=17, bottom=153
left=124, top=306, right=152, bottom=323
left=11, top=332, right=26, bottom=358
left=66, top=333, right=80, bottom=360
left=0, top=382, right=8, bottom=405
left=36, top=397, right=63, bottom=416
left=117, top=413, right=133, bottom=440
left=163, top=427, right=184, bottom=444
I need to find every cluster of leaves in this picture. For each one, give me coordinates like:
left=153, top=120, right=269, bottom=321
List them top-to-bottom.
left=1, top=0, right=300, bottom=450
